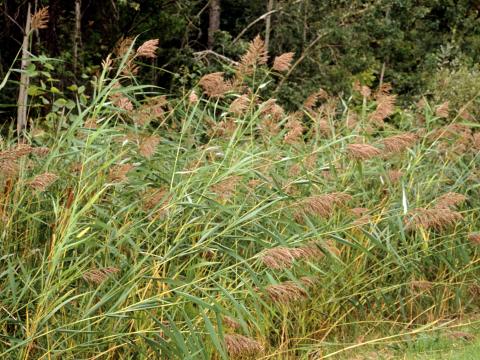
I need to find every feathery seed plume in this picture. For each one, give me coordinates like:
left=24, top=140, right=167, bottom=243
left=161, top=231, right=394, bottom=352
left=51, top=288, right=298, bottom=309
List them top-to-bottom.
left=31, top=7, right=49, bottom=30
left=237, top=35, right=268, bottom=76
left=136, top=39, right=159, bottom=58
left=272, top=52, right=294, bottom=72
left=199, top=72, right=232, bottom=98
left=229, top=94, right=250, bottom=116
left=436, top=101, right=450, bottom=118
left=381, top=132, right=418, bottom=154
left=139, top=135, right=160, bottom=158
left=346, top=143, right=381, bottom=161
left=109, top=163, right=134, bottom=183
left=28, top=172, right=58, bottom=192
left=434, top=192, right=466, bottom=209
left=405, top=207, right=462, bottom=231
left=467, top=233, right=480, bottom=246
left=82, top=267, right=119, bottom=285
left=224, top=334, right=263, bottom=358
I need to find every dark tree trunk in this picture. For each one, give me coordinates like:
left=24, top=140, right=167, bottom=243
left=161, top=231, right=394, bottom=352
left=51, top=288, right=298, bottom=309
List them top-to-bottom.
left=208, top=0, right=221, bottom=49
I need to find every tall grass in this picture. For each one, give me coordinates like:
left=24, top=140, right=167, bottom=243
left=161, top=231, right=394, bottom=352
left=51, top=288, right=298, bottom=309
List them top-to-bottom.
left=1, top=36, right=479, bottom=359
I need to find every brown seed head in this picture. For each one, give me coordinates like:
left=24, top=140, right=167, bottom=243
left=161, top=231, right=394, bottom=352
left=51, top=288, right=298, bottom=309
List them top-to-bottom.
left=31, top=7, right=49, bottom=30
left=237, top=35, right=268, bottom=75
left=136, top=39, right=159, bottom=58
left=272, top=52, right=294, bottom=72
left=199, top=72, right=232, bottom=98
left=229, top=94, right=250, bottom=116
left=369, top=94, right=396, bottom=125
left=436, top=101, right=450, bottom=118
left=283, top=117, right=304, bottom=144
left=381, top=132, right=418, bottom=154
left=139, top=135, right=160, bottom=158
left=346, top=143, right=381, bottom=161
left=108, top=163, right=134, bottom=183
left=387, top=169, right=403, bottom=183
left=28, top=172, right=58, bottom=192
left=211, top=176, right=240, bottom=201
left=298, top=192, right=352, bottom=219
left=434, top=192, right=466, bottom=209
left=405, top=207, right=462, bottom=231
left=467, top=233, right=480, bottom=246
left=82, top=267, right=119, bottom=285
left=410, top=280, right=432, bottom=291
left=264, top=281, right=308, bottom=304
left=223, top=316, right=241, bottom=330
left=224, top=334, right=263, bottom=358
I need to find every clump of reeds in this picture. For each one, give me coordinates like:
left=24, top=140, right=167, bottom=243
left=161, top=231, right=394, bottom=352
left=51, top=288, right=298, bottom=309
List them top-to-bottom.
left=346, top=143, right=381, bottom=161
left=82, top=267, right=119, bottom=285
left=224, top=334, right=263, bottom=358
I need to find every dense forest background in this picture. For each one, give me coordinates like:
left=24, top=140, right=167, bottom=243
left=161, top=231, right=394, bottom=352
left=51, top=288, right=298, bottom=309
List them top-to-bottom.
left=2, top=0, right=480, bottom=114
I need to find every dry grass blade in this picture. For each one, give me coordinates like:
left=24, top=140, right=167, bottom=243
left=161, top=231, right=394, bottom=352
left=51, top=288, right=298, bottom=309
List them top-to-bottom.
left=272, top=52, right=294, bottom=72
left=224, top=334, right=263, bottom=358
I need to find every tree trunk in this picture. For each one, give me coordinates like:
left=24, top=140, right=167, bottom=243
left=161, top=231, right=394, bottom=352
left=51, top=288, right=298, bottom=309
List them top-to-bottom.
left=73, top=0, right=82, bottom=73
left=208, top=0, right=221, bottom=49
left=265, top=0, right=274, bottom=51
left=17, top=3, right=32, bottom=138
